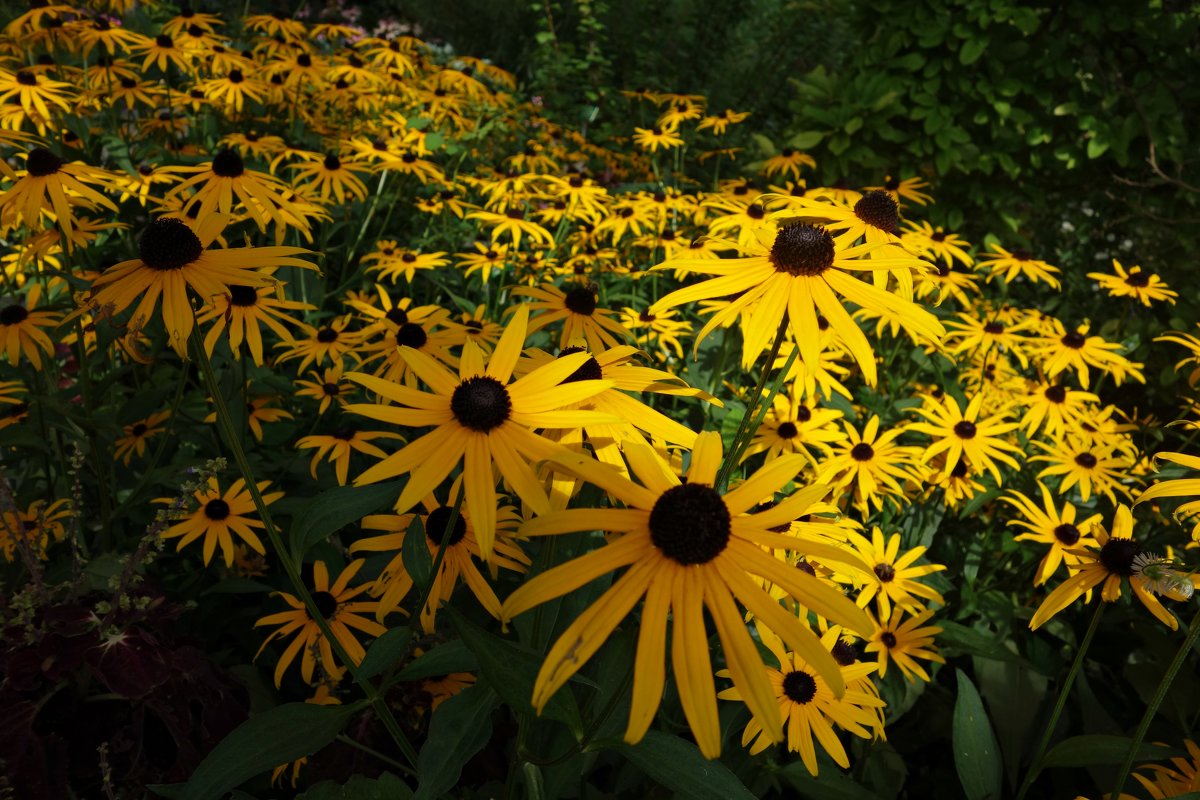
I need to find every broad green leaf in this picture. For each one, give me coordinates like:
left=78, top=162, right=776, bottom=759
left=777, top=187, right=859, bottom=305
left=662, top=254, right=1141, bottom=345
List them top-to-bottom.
left=960, top=38, right=987, bottom=65
left=788, top=130, right=825, bottom=149
left=751, top=132, right=776, bottom=156
left=290, top=481, right=402, bottom=560
left=447, top=606, right=583, bottom=734
left=939, top=622, right=1024, bottom=664
left=357, top=626, right=413, bottom=681
left=953, top=670, right=1002, bottom=800
left=413, top=682, right=500, bottom=800
left=180, top=702, right=359, bottom=800
left=609, top=731, right=756, bottom=800
left=1042, top=735, right=1178, bottom=768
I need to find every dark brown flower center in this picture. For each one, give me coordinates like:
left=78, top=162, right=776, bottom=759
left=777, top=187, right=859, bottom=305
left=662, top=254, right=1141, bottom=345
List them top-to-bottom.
left=15, top=70, right=36, bottom=86
left=25, top=146, right=62, bottom=176
left=211, top=148, right=245, bottom=178
left=323, top=153, right=341, bottom=171
left=853, top=190, right=900, bottom=235
left=139, top=218, right=203, bottom=271
left=769, top=223, right=835, bottom=277
left=1124, top=270, right=1150, bottom=287
left=227, top=285, right=259, bottom=306
left=564, top=287, right=597, bottom=316
left=0, top=304, right=28, bottom=326
left=385, top=306, right=409, bottom=325
left=983, top=321, right=1005, bottom=334
left=395, top=322, right=427, bottom=349
left=316, top=328, right=338, bottom=343
left=1061, top=330, right=1086, bottom=349
left=558, top=346, right=603, bottom=383
left=450, top=376, right=511, bottom=432
left=1044, top=385, right=1067, bottom=403
left=954, top=420, right=977, bottom=440
left=777, top=421, right=798, bottom=439
left=131, top=423, right=148, bottom=436
left=333, top=425, right=356, bottom=440
left=850, top=442, right=875, bottom=462
left=1074, top=452, right=1098, bottom=469
left=648, top=483, right=731, bottom=565
left=204, top=498, right=230, bottom=520
left=426, top=505, right=467, bottom=546
left=1053, top=524, right=1080, bottom=545
left=1099, top=537, right=1142, bottom=577
left=873, top=563, right=896, bottom=583
left=312, top=590, right=338, bottom=617
left=880, top=632, right=898, bottom=648
left=831, top=639, right=859, bottom=665
left=781, top=670, right=817, bottom=704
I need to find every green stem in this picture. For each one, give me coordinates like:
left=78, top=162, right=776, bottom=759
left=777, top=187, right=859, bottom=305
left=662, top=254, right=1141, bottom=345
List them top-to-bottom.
left=715, top=318, right=790, bottom=491
left=188, top=325, right=418, bottom=767
left=408, top=489, right=464, bottom=632
left=1015, top=600, right=1106, bottom=800
left=1111, top=603, right=1200, bottom=797
left=334, top=733, right=417, bottom=777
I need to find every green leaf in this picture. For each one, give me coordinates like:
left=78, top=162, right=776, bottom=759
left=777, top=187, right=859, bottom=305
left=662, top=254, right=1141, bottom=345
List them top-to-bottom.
left=960, top=38, right=988, bottom=65
left=788, top=131, right=825, bottom=149
left=751, top=132, right=776, bottom=156
left=1087, top=136, right=1109, bottom=159
left=290, top=481, right=402, bottom=560
left=401, top=513, right=432, bottom=589
left=446, top=606, right=583, bottom=734
left=939, top=622, right=1023, bottom=664
left=357, top=627, right=413, bottom=681
left=396, top=639, right=479, bottom=681
left=953, top=670, right=1002, bottom=800
left=413, top=683, right=500, bottom=800
left=180, top=703, right=359, bottom=800
left=609, top=731, right=756, bottom=800
left=1042, top=735, right=1178, bottom=768
left=778, top=761, right=882, bottom=799
left=296, top=773, right=413, bottom=799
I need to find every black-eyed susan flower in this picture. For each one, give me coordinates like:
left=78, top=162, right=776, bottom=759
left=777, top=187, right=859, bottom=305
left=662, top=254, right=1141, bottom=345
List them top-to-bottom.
left=0, top=69, right=74, bottom=127
left=696, top=108, right=750, bottom=135
left=632, top=123, right=684, bottom=152
left=0, top=147, right=119, bottom=248
left=761, top=147, right=816, bottom=181
left=160, top=149, right=296, bottom=234
left=289, top=153, right=370, bottom=204
left=868, top=175, right=934, bottom=207
left=466, top=206, right=555, bottom=250
left=84, top=216, right=315, bottom=357
left=650, top=219, right=942, bottom=382
left=363, top=242, right=450, bottom=284
left=977, top=244, right=1061, bottom=289
left=1087, top=258, right=1177, bottom=306
left=197, top=283, right=314, bottom=366
left=512, top=283, right=631, bottom=352
left=0, top=284, right=59, bottom=369
left=346, top=305, right=616, bottom=558
left=276, top=316, right=362, bottom=373
left=1031, top=319, right=1145, bottom=389
left=295, top=366, right=354, bottom=414
left=1016, top=380, right=1098, bottom=439
left=743, top=390, right=846, bottom=466
left=909, top=394, right=1023, bottom=484
left=114, top=410, right=172, bottom=466
left=816, top=416, right=921, bottom=513
left=296, top=425, right=403, bottom=486
left=503, top=433, right=874, bottom=758
left=1032, top=437, right=1129, bottom=503
left=159, top=477, right=282, bottom=567
left=350, top=484, right=528, bottom=631
left=1002, top=484, right=1103, bottom=586
left=0, top=498, right=72, bottom=562
left=1029, top=505, right=1179, bottom=631
left=840, top=526, right=945, bottom=619
left=255, top=559, right=387, bottom=687
left=864, top=607, right=944, bottom=682
left=717, top=624, right=884, bottom=775
left=1133, top=739, right=1200, bottom=798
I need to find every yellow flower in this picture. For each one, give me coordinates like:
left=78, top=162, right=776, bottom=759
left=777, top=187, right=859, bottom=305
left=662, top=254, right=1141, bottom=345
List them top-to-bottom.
left=1087, top=259, right=1177, bottom=306
left=502, top=433, right=873, bottom=758
left=159, top=477, right=282, bottom=567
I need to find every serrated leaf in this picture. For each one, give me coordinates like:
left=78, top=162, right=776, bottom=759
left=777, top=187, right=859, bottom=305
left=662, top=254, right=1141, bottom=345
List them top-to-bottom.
left=290, top=481, right=402, bottom=560
left=357, top=627, right=413, bottom=681
left=953, top=670, right=1002, bottom=800
left=413, top=683, right=500, bottom=800
left=179, top=703, right=358, bottom=800
left=608, top=731, right=756, bottom=800
left=1041, top=735, right=1177, bottom=768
